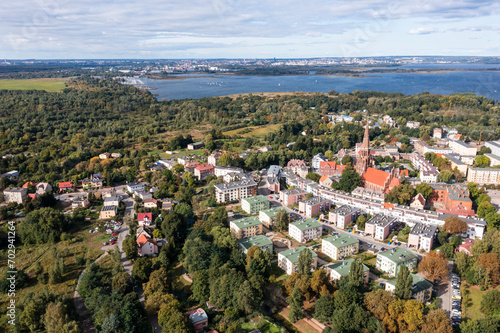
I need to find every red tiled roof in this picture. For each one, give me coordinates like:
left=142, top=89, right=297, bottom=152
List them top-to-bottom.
left=195, top=164, right=214, bottom=172
left=362, top=168, right=390, bottom=187
left=399, top=170, right=409, bottom=177
left=319, top=175, right=329, bottom=183
left=388, top=177, right=401, bottom=189
left=58, top=181, right=73, bottom=188
left=22, top=182, right=35, bottom=188
left=412, top=193, right=426, bottom=206
left=382, top=202, right=395, bottom=210
left=436, top=205, right=475, bottom=217
left=138, top=212, right=152, bottom=221
left=136, top=234, right=150, bottom=247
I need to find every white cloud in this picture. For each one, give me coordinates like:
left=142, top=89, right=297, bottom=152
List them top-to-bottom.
left=408, top=27, right=439, bottom=35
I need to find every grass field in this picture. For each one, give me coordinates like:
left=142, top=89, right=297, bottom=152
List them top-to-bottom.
left=0, top=78, right=68, bottom=92
left=224, top=124, right=281, bottom=138
left=462, top=284, right=500, bottom=321
left=278, top=308, right=320, bottom=333
left=241, top=317, right=282, bottom=333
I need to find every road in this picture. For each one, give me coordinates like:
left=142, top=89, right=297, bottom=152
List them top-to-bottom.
left=435, top=262, right=454, bottom=318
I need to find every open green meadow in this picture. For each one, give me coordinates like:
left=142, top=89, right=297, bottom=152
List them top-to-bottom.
left=0, top=78, right=68, bottom=92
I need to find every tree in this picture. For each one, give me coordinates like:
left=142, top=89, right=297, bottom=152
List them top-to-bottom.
left=341, top=155, right=353, bottom=165
left=475, top=155, right=491, bottom=167
left=172, top=163, right=184, bottom=174
left=335, top=165, right=362, bottom=193
left=439, top=170, right=453, bottom=183
left=306, top=172, right=321, bottom=183
left=416, top=183, right=434, bottom=199
left=386, top=184, right=417, bottom=205
left=478, top=201, right=496, bottom=219
left=174, top=202, right=194, bottom=221
left=19, top=207, right=67, bottom=244
left=274, top=209, right=290, bottom=231
left=162, top=212, right=188, bottom=246
left=443, top=216, right=468, bottom=234
left=122, top=235, right=138, bottom=259
left=440, top=243, right=455, bottom=260
left=297, top=248, right=312, bottom=276
left=418, top=251, right=449, bottom=283
left=454, top=251, right=471, bottom=276
left=477, top=253, right=500, bottom=286
left=49, top=257, right=65, bottom=284
left=132, top=257, right=152, bottom=282
left=349, top=258, right=365, bottom=288
left=394, top=266, right=413, bottom=300
left=143, top=268, right=169, bottom=297
left=310, top=269, right=330, bottom=297
left=191, top=270, right=210, bottom=305
left=112, top=271, right=132, bottom=293
left=237, top=280, right=256, bottom=315
left=288, top=286, right=303, bottom=322
left=364, top=289, right=393, bottom=321
left=480, top=290, right=500, bottom=317
left=314, top=294, right=334, bottom=323
left=158, top=297, right=193, bottom=332
left=43, top=302, right=79, bottom=333
left=421, top=308, right=452, bottom=333
left=101, top=313, right=121, bottom=333
left=460, top=318, right=500, bottom=333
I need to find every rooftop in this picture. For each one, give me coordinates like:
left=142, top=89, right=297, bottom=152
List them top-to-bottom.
left=214, top=179, right=258, bottom=191
left=281, top=188, right=308, bottom=195
left=242, top=195, right=270, bottom=205
left=300, top=196, right=329, bottom=205
left=101, top=205, right=117, bottom=212
left=332, top=205, right=360, bottom=216
left=259, top=207, right=283, bottom=218
left=366, top=214, right=396, bottom=228
left=231, top=216, right=262, bottom=229
left=290, top=218, right=323, bottom=231
left=409, top=222, right=437, bottom=238
left=323, top=234, right=359, bottom=248
left=238, top=235, right=273, bottom=251
left=279, top=246, right=317, bottom=264
left=378, top=247, right=418, bottom=264
left=326, top=258, right=369, bottom=277
left=386, top=274, right=432, bottom=295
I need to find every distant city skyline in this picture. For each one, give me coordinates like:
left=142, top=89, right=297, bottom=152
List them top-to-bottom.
left=1, top=0, right=499, bottom=59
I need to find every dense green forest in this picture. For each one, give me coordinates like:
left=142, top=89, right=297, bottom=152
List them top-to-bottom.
left=0, top=77, right=498, bottom=188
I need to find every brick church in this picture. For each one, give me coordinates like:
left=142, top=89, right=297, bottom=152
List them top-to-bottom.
left=356, top=121, right=401, bottom=194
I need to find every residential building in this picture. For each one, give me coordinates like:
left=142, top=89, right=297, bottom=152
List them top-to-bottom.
left=406, top=121, right=420, bottom=129
left=433, top=128, right=442, bottom=139
left=414, top=140, right=453, bottom=155
left=449, top=140, right=477, bottom=156
left=485, top=141, right=500, bottom=156
left=187, top=142, right=204, bottom=150
left=208, top=151, right=223, bottom=166
left=99, top=152, right=111, bottom=159
left=111, top=152, right=121, bottom=158
left=312, top=153, right=328, bottom=171
left=484, top=153, right=500, bottom=167
left=445, top=154, right=468, bottom=176
left=156, top=159, right=176, bottom=170
left=286, top=159, right=308, bottom=177
left=185, top=160, right=201, bottom=173
left=318, top=161, right=345, bottom=177
left=194, top=164, right=215, bottom=181
left=268, top=165, right=281, bottom=178
left=214, top=166, right=244, bottom=178
left=362, top=167, right=401, bottom=194
left=467, top=167, right=500, bottom=185
left=0, top=170, right=19, bottom=179
left=223, top=172, right=251, bottom=183
left=82, top=173, right=103, bottom=189
left=319, top=175, right=335, bottom=188
left=214, top=179, right=258, bottom=203
left=58, top=181, right=73, bottom=191
left=126, top=181, right=144, bottom=193
left=36, top=182, right=52, bottom=194
left=428, top=184, right=473, bottom=211
left=3, top=187, right=28, bottom=204
left=351, top=187, right=385, bottom=203
left=100, top=188, right=116, bottom=198
left=279, top=188, right=308, bottom=206
left=134, top=190, right=152, bottom=201
left=410, top=193, right=426, bottom=210
left=241, top=195, right=270, bottom=214
left=103, top=196, right=120, bottom=207
left=298, top=196, right=331, bottom=218
left=72, top=197, right=90, bottom=209
left=143, top=198, right=158, bottom=209
left=160, top=198, right=173, bottom=211
left=328, top=205, right=360, bottom=229
left=99, top=206, right=117, bottom=220
left=259, top=207, right=286, bottom=228
left=138, top=213, right=153, bottom=227
left=365, top=214, right=397, bottom=240
left=230, top=216, right=263, bottom=239
left=289, top=219, right=323, bottom=243
left=407, top=223, right=437, bottom=252
left=136, top=226, right=152, bottom=239
left=136, top=234, right=158, bottom=256
left=322, top=234, right=359, bottom=260
left=238, top=235, right=273, bottom=255
left=457, top=238, right=474, bottom=256
left=278, top=246, right=318, bottom=275
left=376, top=247, right=418, bottom=277
left=325, top=259, right=369, bottom=284
left=385, top=274, right=433, bottom=303
left=186, top=308, right=208, bottom=332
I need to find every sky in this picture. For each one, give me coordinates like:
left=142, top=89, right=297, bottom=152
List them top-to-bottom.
left=1, top=0, right=500, bottom=59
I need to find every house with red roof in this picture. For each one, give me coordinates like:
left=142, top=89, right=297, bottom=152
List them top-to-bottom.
left=319, top=161, right=345, bottom=177
left=194, top=164, right=214, bottom=181
left=361, top=167, right=400, bottom=194
left=399, top=170, right=409, bottom=177
left=319, top=175, right=334, bottom=188
left=58, top=181, right=74, bottom=192
left=22, top=182, right=36, bottom=188
left=410, top=193, right=426, bottom=210
left=143, top=198, right=158, bottom=209
left=436, top=204, right=475, bottom=217
left=137, top=212, right=153, bottom=227
left=136, top=234, right=158, bottom=256
left=456, top=238, right=475, bottom=256
left=186, top=308, right=208, bottom=332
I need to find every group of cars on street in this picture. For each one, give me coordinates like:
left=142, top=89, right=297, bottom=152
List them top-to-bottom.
left=451, top=273, right=462, bottom=326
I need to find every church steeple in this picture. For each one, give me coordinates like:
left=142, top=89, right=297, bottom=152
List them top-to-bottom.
left=356, top=118, right=372, bottom=175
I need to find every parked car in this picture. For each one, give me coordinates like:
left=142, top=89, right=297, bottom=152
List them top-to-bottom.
left=111, top=240, right=116, bottom=245
left=380, top=247, right=386, bottom=251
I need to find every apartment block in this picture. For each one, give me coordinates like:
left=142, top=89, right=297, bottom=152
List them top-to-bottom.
left=467, top=167, right=500, bottom=185
left=214, top=179, right=258, bottom=203
left=3, top=187, right=28, bottom=204
left=279, top=188, right=308, bottom=206
left=241, top=195, right=270, bottom=214
left=298, top=196, right=331, bottom=218
left=328, top=205, right=360, bottom=229
left=259, top=207, right=286, bottom=228
left=365, top=214, right=397, bottom=241
left=229, top=216, right=263, bottom=239
left=289, top=219, right=323, bottom=243
left=407, top=223, right=437, bottom=252
left=321, top=234, right=359, bottom=260
left=238, top=235, right=273, bottom=255
left=278, top=246, right=318, bottom=275
left=376, top=247, right=418, bottom=277
left=325, top=259, right=369, bottom=284
left=386, top=274, right=432, bottom=303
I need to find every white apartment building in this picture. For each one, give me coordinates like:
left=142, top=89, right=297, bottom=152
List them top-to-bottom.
left=449, top=140, right=477, bottom=156
left=485, top=141, right=500, bottom=156
left=312, top=153, right=327, bottom=172
left=214, top=166, right=244, bottom=178
left=467, top=167, right=500, bottom=185
left=214, top=179, right=258, bottom=203
left=3, top=187, right=28, bottom=204
left=328, top=205, right=361, bottom=229
left=288, top=219, right=323, bottom=243
left=321, top=234, right=359, bottom=260
left=278, top=246, right=318, bottom=275
left=376, top=247, right=418, bottom=277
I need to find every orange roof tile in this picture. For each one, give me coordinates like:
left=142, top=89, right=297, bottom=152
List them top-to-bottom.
left=362, top=168, right=390, bottom=187
left=399, top=170, right=409, bottom=177
left=319, top=175, right=329, bottom=183
left=136, top=234, right=150, bottom=247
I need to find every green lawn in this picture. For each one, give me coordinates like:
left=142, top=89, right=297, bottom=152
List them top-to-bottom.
left=0, top=78, right=68, bottom=92
left=224, top=124, right=281, bottom=138
left=269, top=262, right=287, bottom=282
left=462, top=284, right=500, bottom=321
left=241, top=317, right=281, bottom=333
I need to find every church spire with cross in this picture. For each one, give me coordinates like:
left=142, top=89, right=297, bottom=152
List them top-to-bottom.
left=356, top=118, right=372, bottom=175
